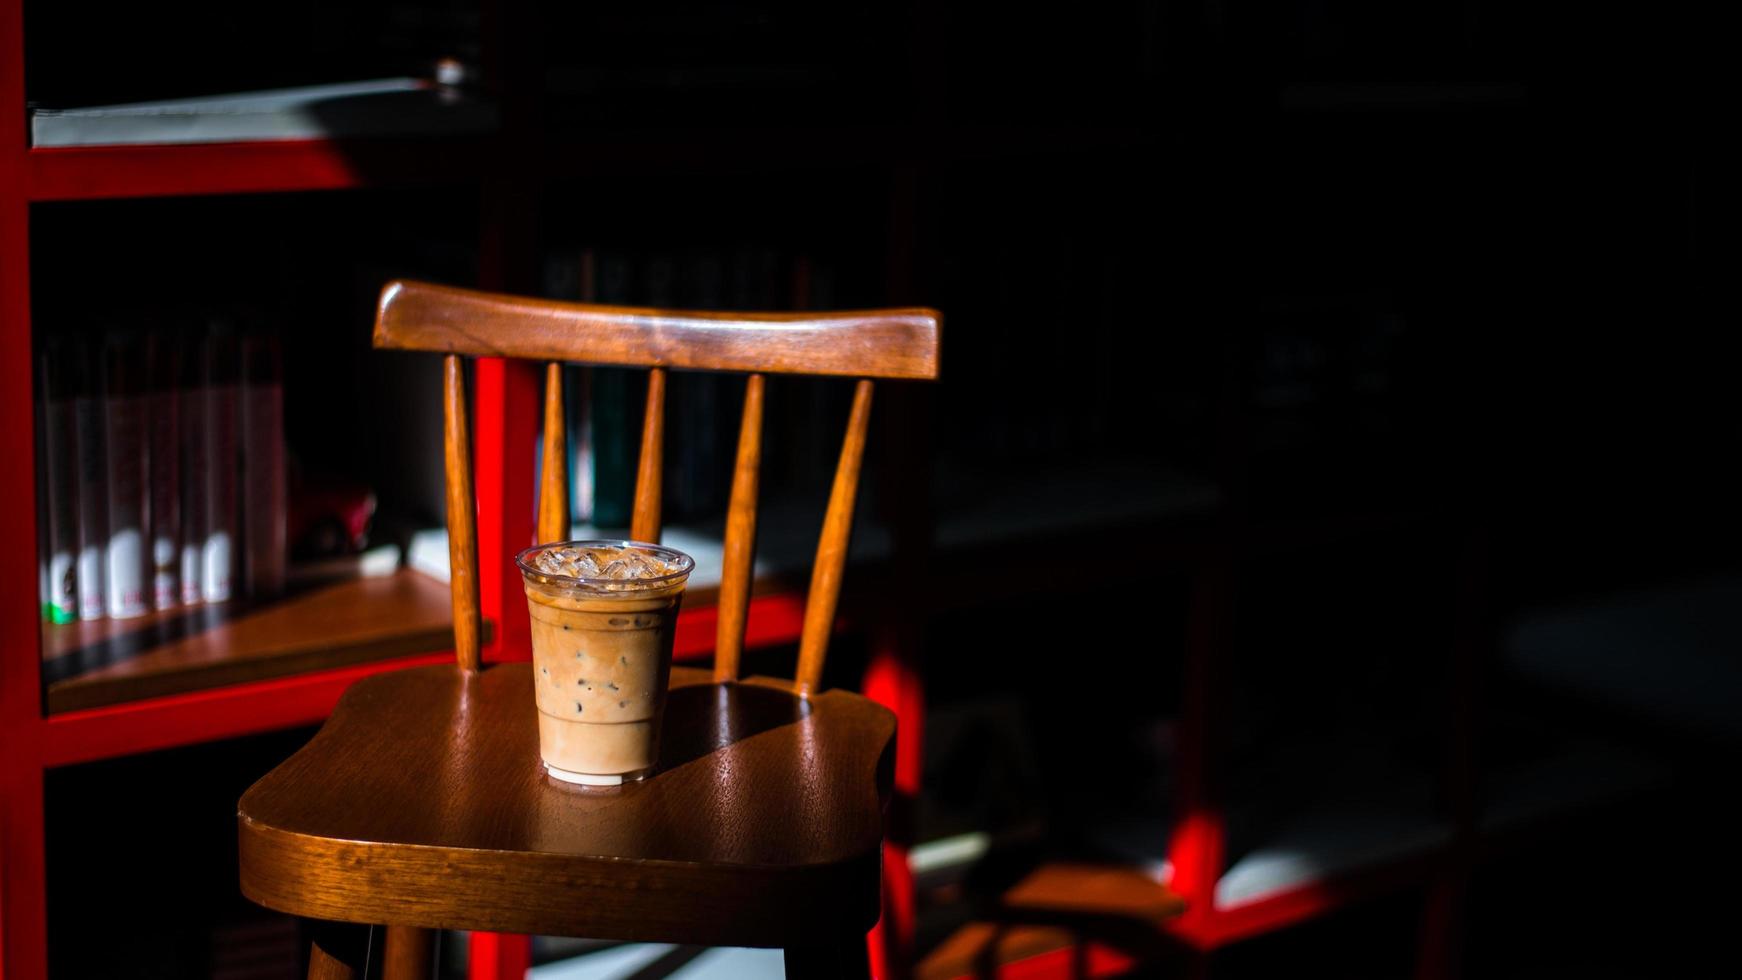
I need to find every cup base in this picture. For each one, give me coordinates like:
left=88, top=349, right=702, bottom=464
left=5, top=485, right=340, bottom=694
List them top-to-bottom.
left=544, top=762, right=647, bottom=786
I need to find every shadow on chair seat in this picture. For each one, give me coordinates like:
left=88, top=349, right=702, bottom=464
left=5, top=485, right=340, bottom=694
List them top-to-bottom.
left=656, top=679, right=810, bottom=772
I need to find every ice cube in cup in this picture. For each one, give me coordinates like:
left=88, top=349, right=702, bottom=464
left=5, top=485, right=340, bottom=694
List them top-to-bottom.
left=530, top=543, right=687, bottom=589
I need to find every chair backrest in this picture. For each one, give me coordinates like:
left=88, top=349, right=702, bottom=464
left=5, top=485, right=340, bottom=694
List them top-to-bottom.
left=373, top=279, right=941, bottom=694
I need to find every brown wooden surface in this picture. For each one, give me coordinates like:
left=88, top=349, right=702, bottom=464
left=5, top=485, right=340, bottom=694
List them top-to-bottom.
left=374, top=280, right=941, bottom=381
left=443, top=354, right=483, bottom=671
left=537, top=362, right=568, bottom=545
left=631, top=367, right=666, bottom=543
left=714, top=373, right=765, bottom=683
left=795, top=380, right=873, bottom=695
left=42, top=570, right=485, bottom=715
left=239, top=663, right=895, bottom=947
left=1001, top=863, right=1185, bottom=921
left=917, top=864, right=1185, bottom=980
left=305, top=921, right=367, bottom=980
left=917, top=923, right=1081, bottom=980
left=382, top=925, right=434, bottom=980
left=306, top=944, right=357, bottom=980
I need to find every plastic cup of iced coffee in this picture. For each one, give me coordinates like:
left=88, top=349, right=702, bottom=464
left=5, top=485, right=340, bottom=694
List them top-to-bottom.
left=516, top=540, right=695, bottom=786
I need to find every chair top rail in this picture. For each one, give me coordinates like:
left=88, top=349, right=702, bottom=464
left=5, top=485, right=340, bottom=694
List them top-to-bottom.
left=375, top=279, right=941, bottom=380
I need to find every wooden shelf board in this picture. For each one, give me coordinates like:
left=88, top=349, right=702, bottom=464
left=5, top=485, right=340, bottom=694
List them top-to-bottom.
left=27, top=135, right=488, bottom=201
left=42, top=569, right=488, bottom=715
left=920, top=851, right=1449, bottom=976
left=919, top=864, right=1182, bottom=980
left=919, top=924, right=1140, bottom=980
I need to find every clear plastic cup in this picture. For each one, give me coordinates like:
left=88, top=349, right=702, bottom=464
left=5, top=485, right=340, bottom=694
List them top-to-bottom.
left=515, top=540, right=695, bottom=786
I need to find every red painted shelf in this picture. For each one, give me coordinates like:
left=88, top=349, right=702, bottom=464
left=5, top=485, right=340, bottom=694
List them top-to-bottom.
left=27, top=135, right=490, bottom=201
left=673, top=591, right=809, bottom=662
left=40, top=651, right=452, bottom=768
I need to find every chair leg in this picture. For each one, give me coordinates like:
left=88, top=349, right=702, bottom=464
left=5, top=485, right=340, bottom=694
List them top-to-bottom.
left=307, top=921, right=370, bottom=980
left=384, top=925, right=436, bottom=980
left=785, top=931, right=871, bottom=980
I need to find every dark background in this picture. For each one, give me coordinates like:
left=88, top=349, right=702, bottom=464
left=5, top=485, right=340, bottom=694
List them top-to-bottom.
left=29, top=1, right=1735, bottom=977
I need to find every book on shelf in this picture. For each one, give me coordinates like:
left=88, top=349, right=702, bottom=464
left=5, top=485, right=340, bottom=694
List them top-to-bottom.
left=541, top=248, right=597, bottom=527
left=591, top=251, right=638, bottom=529
left=644, top=252, right=703, bottom=520
left=674, top=252, right=727, bottom=519
left=35, top=320, right=292, bottom=629
left=202, top=329, right=241, bottom=603
left=179, top=333, right=209, bottom=607
left=102, top=334, right=150, bottom=619
left=146, top=334, right=181, bottom=610
left=241, top=334, right=287, bottom=598
left=72, top=340, right=108, bottom=622
left=38, top=348, right=80, bottom=624
left=569, top=369, right=596, bottom=526
left=34, top=378, right=51, bottom=621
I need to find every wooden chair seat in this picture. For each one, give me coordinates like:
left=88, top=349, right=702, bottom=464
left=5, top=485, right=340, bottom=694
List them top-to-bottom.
left=239, top=662, right=895, bottom=948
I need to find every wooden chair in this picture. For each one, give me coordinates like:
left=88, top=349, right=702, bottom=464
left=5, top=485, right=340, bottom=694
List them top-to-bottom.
left=237, top=280, right=941, bottom=979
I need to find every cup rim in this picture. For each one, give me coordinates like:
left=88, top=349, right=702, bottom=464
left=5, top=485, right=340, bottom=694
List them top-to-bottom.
left=515, top=539, right=696, bottom=591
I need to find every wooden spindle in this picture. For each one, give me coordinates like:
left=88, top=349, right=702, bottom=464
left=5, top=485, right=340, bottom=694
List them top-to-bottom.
left=443, top=355, right=483, bottom=672
left=537, top=362, right=569, bottom=544
left=631, top=367, right=666, bottom=543
left=714, top=373, right=766, bottom=682
left=794, top=379, right=873, bottom=695
left=305, top=921, right=368, bottom=980
left=382, top=926, right=433, bottom=980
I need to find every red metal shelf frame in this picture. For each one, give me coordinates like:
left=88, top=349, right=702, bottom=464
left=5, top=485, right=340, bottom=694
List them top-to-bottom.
left=3, top=2, right=47, bottom=976
left=27, top=137, right=490, bottom=202
left=39, top=653, right=450, bottom=768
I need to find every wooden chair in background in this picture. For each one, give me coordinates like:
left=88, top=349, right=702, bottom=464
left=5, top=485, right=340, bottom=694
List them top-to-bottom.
left=237, top=280, right=941, bottom=978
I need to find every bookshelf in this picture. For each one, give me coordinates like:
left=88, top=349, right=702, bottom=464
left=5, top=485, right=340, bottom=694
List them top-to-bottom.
left=3, top=3, right=953, bottom=978
left=0, top=5, right=858, bottom=980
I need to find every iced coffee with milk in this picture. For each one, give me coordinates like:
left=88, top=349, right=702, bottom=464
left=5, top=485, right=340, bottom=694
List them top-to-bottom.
left=516, top=541, right=695, bottom=786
